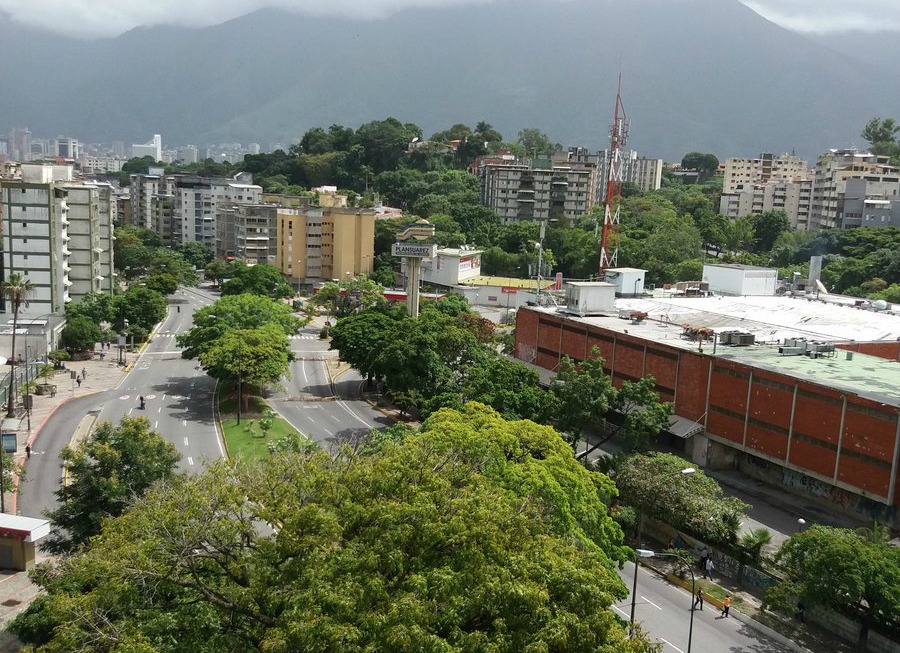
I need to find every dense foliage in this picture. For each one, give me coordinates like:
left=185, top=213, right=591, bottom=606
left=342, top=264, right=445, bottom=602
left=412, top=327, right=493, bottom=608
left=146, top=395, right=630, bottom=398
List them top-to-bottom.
left=12, top=405, right=658, bottom=653
left=42, top=417, right=181, bottom=554
left=613, top=452, right=749, bottom=547
left=766, top=525, right=900, bottom=647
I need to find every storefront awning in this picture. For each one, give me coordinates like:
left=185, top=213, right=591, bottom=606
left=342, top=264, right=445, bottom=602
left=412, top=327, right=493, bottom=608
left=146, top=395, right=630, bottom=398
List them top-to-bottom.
left=666, top=414, right=705, bottom=439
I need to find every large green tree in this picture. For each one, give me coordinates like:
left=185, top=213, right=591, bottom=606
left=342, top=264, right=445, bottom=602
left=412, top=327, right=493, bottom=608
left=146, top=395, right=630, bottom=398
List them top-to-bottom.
left=220, top=263, right=293, bottom=299
left=114, top=285, right=167, bottom=331
left=177, top=293, right=303, bottom=359
left=59, top=316, right=103, bottom=353
left=198, top=324, right=291, bottom=407
left=546, top=348, right=615, bottom=444
left=13, top=405, right=656, bottom=653
left=42, top=416, right=180, bottom=554
left=613, top=452, right=748, bottom=546
left=766, top=525, right=900, bottom=649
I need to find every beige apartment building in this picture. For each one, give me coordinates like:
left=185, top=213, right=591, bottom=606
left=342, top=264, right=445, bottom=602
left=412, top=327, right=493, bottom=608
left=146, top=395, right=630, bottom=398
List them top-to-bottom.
left=721, top=153, right=811, bottom=194
left=274, top=200, right=375, bottom=288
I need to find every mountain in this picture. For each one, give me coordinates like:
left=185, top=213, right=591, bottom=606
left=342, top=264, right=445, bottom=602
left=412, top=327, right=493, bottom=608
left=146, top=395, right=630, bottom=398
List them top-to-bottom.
left=1, top=0, right=898, bottom=160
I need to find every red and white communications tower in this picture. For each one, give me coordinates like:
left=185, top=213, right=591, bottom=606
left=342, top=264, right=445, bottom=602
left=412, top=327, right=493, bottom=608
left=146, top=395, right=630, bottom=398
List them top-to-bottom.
left=598, top=76, right=628, bottom=276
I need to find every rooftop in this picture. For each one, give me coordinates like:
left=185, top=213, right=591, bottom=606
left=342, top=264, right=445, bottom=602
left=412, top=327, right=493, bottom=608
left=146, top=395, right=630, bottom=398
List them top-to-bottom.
left=463, top=276, right=556, bottom=290
left=527, top=293, right=900, bottom=405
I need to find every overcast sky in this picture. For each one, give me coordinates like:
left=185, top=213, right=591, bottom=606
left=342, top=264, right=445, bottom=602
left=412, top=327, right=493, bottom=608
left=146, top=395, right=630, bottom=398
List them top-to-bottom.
left=1, top=0, right=898, bottom=39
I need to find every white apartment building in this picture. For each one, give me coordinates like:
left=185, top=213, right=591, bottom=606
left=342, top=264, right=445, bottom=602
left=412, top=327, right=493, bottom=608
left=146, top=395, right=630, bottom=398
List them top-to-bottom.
left=131, top=134, right=162, bottom=162
left=54, top=137, right=79, bottom=161
left=598, top=149, right=664, bottom=193
left=80, top=155, right=127, bottom=174
left=1, top=165, right=73, bottom=317
left=131, top=173, right=262, bottom=247
left=719, top=180, right=814, bottom=229
left=58, top=183, right=115, bottom=298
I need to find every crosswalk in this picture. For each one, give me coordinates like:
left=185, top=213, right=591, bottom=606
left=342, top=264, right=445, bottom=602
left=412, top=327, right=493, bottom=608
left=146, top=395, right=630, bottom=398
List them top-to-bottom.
left=290, top=335, right=319, bottom=340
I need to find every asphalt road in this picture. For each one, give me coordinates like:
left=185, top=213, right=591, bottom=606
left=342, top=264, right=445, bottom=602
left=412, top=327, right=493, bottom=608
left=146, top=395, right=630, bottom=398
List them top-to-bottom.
left=17, top=288, right=220, bottom=518
left=270, top=319, right=391, bottom=450
left=615, top=562, right=793, bottom=653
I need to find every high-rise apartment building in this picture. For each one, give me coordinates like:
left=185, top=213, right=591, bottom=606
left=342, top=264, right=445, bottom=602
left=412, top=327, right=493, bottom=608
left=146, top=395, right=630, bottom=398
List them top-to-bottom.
left=8, top=128, right=31, bottom=162
left=131, top=134, right=162, bottom=162
left=598, top=149, right=664, bottom=194
left=810, top=149, right=900, bottom=229
left=479, top=153, right=597, bottom=224
left=718, top=153, right=814, bottom=228
left=721, top=153, right=810, bottom=194
left=130, top=172, right=261, bottom=247
left=273, top=195, right=374, bottom=288
left=216, top=204, right=278, bottom=264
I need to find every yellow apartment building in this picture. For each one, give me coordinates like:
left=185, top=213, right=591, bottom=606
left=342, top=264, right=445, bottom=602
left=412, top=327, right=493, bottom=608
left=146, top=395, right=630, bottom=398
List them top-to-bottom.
left=275, top=203, right=375, bottom=288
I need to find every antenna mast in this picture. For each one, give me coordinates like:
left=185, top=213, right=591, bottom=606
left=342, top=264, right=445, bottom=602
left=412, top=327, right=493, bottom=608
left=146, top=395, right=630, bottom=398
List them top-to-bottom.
left=599, top=75, right=628, bottom=276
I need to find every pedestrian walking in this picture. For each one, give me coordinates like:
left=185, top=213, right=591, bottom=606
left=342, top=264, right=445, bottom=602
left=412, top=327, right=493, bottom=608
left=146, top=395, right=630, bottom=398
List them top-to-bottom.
left=81, top=367, right=87, bottom=379
left=76, top=375, right=82, bottom=388
left=25, top=444, right=31, bottom=459
left=699, top=546, right=709, bottom=570
left=704, top=557, right=714, bottom=580
left=693, top=588, right=704, bottom=611
left=721, top=596, right=731, bottom=618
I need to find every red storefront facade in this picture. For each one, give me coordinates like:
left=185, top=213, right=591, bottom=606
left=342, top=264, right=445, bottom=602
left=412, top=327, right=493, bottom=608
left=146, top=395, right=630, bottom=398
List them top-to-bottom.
left=515, top=307, right=900, bottom=522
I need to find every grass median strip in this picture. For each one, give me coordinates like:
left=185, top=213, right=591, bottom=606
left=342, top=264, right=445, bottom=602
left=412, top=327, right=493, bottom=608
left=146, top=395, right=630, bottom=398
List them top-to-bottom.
left=219, top=391, right=308, bottom=461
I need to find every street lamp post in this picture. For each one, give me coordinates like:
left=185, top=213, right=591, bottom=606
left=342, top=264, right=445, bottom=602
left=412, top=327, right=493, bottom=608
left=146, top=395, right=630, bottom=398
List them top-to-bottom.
left=630, top=466, right=696, bottom=633
left=634, top=549, right=696, bottom=653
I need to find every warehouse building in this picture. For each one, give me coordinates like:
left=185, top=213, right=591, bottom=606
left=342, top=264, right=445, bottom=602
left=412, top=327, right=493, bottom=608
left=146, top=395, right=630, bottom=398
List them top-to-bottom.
left=514, top=293, right=900, bottom=526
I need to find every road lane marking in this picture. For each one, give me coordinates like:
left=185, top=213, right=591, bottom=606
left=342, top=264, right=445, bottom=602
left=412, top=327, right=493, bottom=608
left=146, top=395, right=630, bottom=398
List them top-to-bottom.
left=301, top=360, right=308, bottom=384
left=335, top=399, right=373, bottom=428
left=158, top=406, right=162, bottom=413
left=128, top=408, right=133, bottom=415
left=330, top=414, right=341, bottom=422
left=182, top=420, right=187, bottom=426
left=154, top=421, right=158, bottom=429
left=183, top=437, right=189, bottom=446
left=187, top=457, right=194, bottom=466
left=641, top=596, right=662, bottom=611
left=612, top=605, right=629, bottom=618
left=661, top=639, right=685, bottom=653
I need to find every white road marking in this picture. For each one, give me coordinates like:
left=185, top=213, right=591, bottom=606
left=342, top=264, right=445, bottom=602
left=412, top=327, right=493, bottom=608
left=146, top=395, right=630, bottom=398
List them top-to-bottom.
left=162, top=394, right=166, bottom=401
left=336, top=399, right=373, bottom=428
left=158, top=406, right=162, bottom=413
left=128, top=408, right=133, bottom=415
left=329, top=414, right=341, bottom=422
left=182, top=420, right=187, bottom=426
left=154, top=421, right=158, bottom=429
left=183, top=437, right=189, bottom=446
left=187, top=457, right=194, bottom=466
left=642, top=596, right=662, bottom=611
left=612, top=605, right=629, bottom=618
left=661, top=639, right=685, bottom=653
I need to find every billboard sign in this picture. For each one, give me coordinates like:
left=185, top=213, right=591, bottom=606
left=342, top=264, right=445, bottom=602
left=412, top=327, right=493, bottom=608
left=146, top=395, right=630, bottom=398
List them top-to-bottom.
left=392, top=243, right=438, bottom=258
left=501, top=287, right=519, bottom=294
left=1, top=433, right=16, bottom=454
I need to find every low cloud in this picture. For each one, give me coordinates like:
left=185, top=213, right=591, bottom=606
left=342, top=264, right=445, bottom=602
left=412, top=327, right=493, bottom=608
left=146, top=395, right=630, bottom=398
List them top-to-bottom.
left=0, top=0, right=492, bottom=39
left=1, top=0, right=897, bottom=39
left=742, top=0, right=900, bottom=33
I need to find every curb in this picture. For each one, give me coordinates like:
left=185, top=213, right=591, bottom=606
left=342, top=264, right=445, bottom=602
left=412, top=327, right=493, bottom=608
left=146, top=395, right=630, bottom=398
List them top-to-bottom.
left=212, top=380, right=230, bottom=459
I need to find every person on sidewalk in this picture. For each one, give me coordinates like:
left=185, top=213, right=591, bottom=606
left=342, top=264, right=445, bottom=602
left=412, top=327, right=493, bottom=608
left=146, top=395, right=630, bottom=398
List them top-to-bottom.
left=81, top=367, right=87, bottom=380
left=76, top=375, right=82, bottom=388
left=25, top=444, right=31, bottom=459
left=699, top=546, right=709, bottom=570
left=703, top=557, right=714, bottom=580
left=693, top=588, right=704, bottom=611
left=721, top=596, right=731, bottom=618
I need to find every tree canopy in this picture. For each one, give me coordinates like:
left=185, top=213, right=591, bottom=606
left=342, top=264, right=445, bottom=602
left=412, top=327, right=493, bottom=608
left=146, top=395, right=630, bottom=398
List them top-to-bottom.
left=219, top=262, right=294, bottom=299
left=177, top=293, right=303, bottom=359
left=13, top=405, right=656, bottom=653
left=42, top=416, right=181, bottom=554
left=613, top=452, right=748, bottom=547
left=766, top=525, right=900, bottom=648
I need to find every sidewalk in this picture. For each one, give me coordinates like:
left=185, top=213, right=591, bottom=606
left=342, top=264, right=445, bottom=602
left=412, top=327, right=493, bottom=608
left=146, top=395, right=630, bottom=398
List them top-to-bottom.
left=0, top=347, right=129, bottom=642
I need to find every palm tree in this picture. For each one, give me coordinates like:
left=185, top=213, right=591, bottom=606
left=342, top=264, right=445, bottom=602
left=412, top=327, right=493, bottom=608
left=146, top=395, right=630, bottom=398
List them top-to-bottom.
left=2, top=273, right=34, bottom=417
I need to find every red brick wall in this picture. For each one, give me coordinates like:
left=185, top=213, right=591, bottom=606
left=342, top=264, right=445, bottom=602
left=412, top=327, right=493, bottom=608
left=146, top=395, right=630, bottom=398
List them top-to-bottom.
left=514, top=308, right=900, bottom=507
left=837, top=341, right=900, bottom=362
left=674, top=352, right=709, bottom=421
